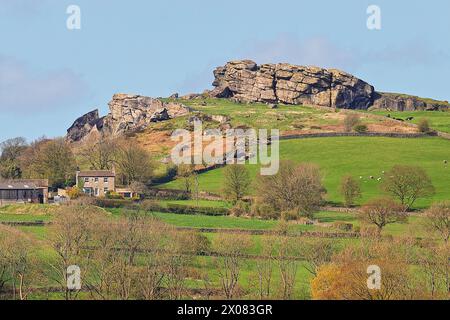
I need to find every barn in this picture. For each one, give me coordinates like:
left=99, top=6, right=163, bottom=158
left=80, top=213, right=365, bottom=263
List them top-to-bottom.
left=0, top=179, right=49, bottom=205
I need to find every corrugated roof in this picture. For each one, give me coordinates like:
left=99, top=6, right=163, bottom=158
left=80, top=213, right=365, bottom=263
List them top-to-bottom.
left=78, top=170, right=115, bottom=177
left=0, top=179, right=48, bottom=189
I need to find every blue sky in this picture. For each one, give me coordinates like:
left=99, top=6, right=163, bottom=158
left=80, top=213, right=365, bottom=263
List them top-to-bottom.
left=1, top=0, right=449, bottom=141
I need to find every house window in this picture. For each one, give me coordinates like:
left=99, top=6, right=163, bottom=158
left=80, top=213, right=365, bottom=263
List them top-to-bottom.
left=84, top=177, right=89, bottom=183
left=104, top=177, right=108, bottom=183
left=95, top=178, right=99, bottom=182
left=104, top=187, right=109, bottom=194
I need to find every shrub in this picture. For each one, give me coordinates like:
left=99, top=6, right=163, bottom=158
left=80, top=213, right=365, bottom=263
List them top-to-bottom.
left=343, top=114, right=360, bottom=132
left=418, top=118, right=431, bottom=133
left=292, top=121, right=305, bottom=129
left=353, top=124, right=368, bottom=133
left=66, top=187, right=83, bottom=199
left=106, top=191, right=125, bottom=200
left=95, top=198, right=133, bottom=208
left=229, top=201, right=250, bottom=217
left=252, top=203, right=278, bottom=220
left=281, top=209, right=300, bottom=221
left=332, top=222, right=353, bottom=232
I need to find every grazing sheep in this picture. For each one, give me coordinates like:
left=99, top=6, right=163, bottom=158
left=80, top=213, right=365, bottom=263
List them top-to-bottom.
left=370, top=176, right=374, bottom=180
left=377, top=178, right=382, bottom=181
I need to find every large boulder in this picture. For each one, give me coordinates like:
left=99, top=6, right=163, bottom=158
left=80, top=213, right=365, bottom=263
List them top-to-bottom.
left=209, top=60, right=375, bottom=109
left=371, top=92, right=450, bottom=111
left=66, top=94, right=191, bottom=142
left=105, top=94, right=191, bottom=135
left=66, top=110, right=103, bottom=143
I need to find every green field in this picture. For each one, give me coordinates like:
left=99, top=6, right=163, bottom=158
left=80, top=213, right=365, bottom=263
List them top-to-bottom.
left=162, top=98, right=338, bottom=131
left=372, top=110, right=450, bottom=133
left=161, top=136, right=450, bottom=208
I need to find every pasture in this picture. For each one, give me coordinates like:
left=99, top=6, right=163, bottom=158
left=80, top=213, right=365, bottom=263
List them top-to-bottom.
left=161, top=136, right=450, bottom=208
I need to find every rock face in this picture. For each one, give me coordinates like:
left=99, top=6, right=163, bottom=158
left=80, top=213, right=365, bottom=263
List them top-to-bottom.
left=210, top=60, right=375, bottom=109
left=372, top=92, right=449, bottom=111
left=66, top=94, right=191, bottom=142
left=66, top=110, right=102, bottom=143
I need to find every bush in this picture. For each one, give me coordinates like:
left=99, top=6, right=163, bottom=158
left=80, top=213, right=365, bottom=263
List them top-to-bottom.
left=343, top=114, right=360, bottom=132
left=418, top=118, right=431, bottom=133
left=292, top=121, right=305, bottom=129
left=353, top=124, right=368, bottom=133
left=66, top=187, right=83, bottom=199
left=106, top=191, right=125, bottom=200
left=95, top=198, right=134, bottom=208
left=139, top=200, right=231, bottom=216
left=229, top=201, right=250, bottom=217
left=252, top=203, right=278, bottom=220
left=166, top=204, right=229, bottom=216
left=281, top=209, right=299, bottom=221
left=332, top=222, right=354, bottom=232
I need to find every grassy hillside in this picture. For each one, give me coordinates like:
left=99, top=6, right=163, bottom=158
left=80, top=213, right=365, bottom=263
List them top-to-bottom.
left=372, top=110, right=450, bottom=133
left=161, top=136, right=450, bottom=208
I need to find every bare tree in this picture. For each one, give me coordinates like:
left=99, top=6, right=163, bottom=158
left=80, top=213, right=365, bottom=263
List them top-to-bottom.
left=79, top=137, right=118, bottom=170
left=116, top=143, right=155, bottom=185
left=256, top=161, right=325, bottom=219
left=382, top=165, right=435, bottom=210
left=359, top=197, right=407, bottom=235
left=424, top=202, right=450, bottom=243
left=49, top=204, right=101, bottom=300
left=0, top=225, right=35, bottom=300
left=213, top=233, right=252, bottom=299
left=253, top=236, right=276, bottom=299
left=274, top=236, right=300, bottom=299
left=301, top=239, right=337, bottom=276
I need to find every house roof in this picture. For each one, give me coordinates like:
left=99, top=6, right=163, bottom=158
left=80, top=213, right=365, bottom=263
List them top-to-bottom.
left=78, top=170, right=116, bottom=177
left=0, top=179, right=49, bottom=190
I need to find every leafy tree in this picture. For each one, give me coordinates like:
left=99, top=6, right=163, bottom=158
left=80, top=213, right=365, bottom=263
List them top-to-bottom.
left=0, top=137, right=28, bottom=179
left=21, top=138, right=77, bottom=188
left=223, top=165, right=251, bottom=203
left=382, top=165, right=435, bottom=210
left=339, top=175, right=362, bottom=207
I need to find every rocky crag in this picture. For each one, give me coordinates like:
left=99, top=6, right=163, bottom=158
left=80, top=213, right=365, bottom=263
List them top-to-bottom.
left=67, top=60, right=449, bottom=142
left=206, top=60, right=449, bottom=111
left=66, top=94, right=190, bottom=143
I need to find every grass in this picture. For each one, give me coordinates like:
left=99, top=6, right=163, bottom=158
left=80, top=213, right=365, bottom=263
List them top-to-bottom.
left=162, top=98, right=336, bottom=131
left=372, top=110, right=450, bottom=133
left=160, top=136, right=450, bottom=208
left=157, top=199, right=231, bottom=208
